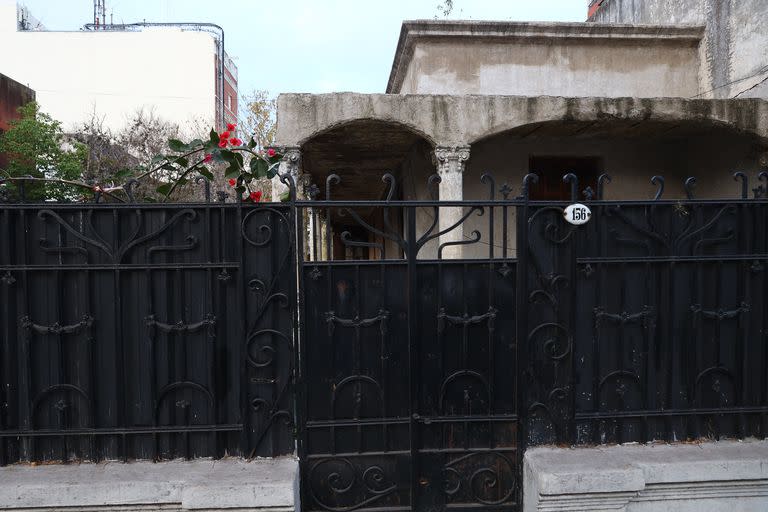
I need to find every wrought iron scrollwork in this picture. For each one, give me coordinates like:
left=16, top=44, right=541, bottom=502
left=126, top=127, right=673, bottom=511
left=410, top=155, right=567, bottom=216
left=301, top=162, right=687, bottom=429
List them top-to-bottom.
left=605, top=203, right=737, bottom=256
left=37, top=208, right=197, bottom=263
left=594, top=305, right=654, bottom=329
left=145, top=313, right=216, bottom=336
left=21, top=315, right=94, bottom=336
left=441, top=452, right=516, bottom=505
left=308, top=458, right=398, bottom=512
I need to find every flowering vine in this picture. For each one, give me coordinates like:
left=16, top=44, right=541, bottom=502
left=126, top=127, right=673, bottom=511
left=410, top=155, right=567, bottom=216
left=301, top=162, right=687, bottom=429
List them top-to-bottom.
left=0, top=123, right=281, bottom=203
left=137, top=123, right=282, bottom=202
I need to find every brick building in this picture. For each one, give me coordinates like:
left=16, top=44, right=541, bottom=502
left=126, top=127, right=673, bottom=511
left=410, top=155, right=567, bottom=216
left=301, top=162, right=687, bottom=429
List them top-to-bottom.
left=0, top=72, right=35, bottom=168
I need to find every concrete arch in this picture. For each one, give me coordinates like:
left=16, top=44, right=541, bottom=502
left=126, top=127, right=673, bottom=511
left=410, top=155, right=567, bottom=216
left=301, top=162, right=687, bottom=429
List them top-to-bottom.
left=275, top=93, right=768, bottom=149
left=275, top=93, right=442, bottom=147
left=465, top=96, right=768, bottom=145
left=298, top=116, right=437, bottom=202
left=469, top=117, right=768, bottom=147
left=297, top=118, right=436, bottom=148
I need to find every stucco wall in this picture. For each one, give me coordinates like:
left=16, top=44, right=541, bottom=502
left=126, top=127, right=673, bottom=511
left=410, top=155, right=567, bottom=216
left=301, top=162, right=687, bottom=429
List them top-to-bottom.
left=0, top=0, right=216, bottom=132
left=590, top=0, right=768, bottom=99
left=398, top=36, right=700, bottom=97
left=458, top=128, right=764, bottom=258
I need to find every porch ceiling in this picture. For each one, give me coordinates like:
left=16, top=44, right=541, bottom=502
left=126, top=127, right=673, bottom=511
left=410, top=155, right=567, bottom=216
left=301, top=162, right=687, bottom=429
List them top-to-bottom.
left=500, top=118, right=768, bottom=141
left=301, top=120, right=430, bottom=200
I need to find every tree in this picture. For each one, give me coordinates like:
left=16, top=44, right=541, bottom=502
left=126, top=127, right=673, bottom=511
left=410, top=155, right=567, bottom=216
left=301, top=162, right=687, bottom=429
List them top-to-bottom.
left=436, top=0, right=454, bottom=18
left=235, top=90, right=278, bottom=199
left=239, top=90, right=276, bottom=151
left=0, top=102, right=87, bottom=201
left=73, top=108, right=210, bottom=201
left=72, top=109, right=138, bottom=186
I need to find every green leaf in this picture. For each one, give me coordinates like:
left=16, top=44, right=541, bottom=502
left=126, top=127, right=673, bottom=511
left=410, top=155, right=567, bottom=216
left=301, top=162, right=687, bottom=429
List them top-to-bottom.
left=209, top=129, right=219, bottom=144
left=247, top=137, right=256, bottom=149
left=188, top=138, right=204, bottom=148
left=168, top=139, right=187, bottom=152
left=220, top=150, right=236, bottom=164
left=173, top=156, right=188, bottom=168
left=250, top=157, right=268, bottom=177
left=266, top=162, right=280, bottom=178
left=224, top=164, right=240, bottom=178
left=198, top=167, right=214, bottom=180
left=156, top=183, right=173, bottom=196
left=279, top=190, right=290, bottom=202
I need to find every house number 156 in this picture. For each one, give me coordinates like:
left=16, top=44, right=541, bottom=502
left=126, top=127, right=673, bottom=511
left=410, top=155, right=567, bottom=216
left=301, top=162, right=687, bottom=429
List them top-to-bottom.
left=563, top=203, right=592, bottom=226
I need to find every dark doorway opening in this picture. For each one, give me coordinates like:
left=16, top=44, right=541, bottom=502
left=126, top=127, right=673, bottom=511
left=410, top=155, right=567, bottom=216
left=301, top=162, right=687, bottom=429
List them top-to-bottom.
left=529, top=155, right=602, bottom=200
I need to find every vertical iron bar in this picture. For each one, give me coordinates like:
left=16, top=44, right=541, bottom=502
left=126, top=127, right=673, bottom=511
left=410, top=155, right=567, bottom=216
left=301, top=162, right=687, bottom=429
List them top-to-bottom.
left=515, top=192, right=530, bottom=509
left=294, top=196, right=309, bottom=509
left=237, top=201, right=249, bottom=456
left=203, top=202, right=217, bottom=457
left=406, top=205, right=419, bottom=511
left=19, top=207, right=33, bottom=462
left=111, top=208, right=128, bottom=460
left=0, top=209, right=9, bottom=465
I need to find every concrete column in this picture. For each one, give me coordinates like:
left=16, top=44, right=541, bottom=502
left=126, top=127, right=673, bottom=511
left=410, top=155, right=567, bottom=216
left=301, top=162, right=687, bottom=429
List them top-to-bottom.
left=433, top=145, right=470, bottom=259
left=271, top=146, right=301, bottom=202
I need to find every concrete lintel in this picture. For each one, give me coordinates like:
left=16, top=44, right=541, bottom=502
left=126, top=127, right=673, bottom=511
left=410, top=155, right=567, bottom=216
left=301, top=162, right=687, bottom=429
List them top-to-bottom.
left=275, top=93, right=768, bottom=149
left=524, top=440, right=768, bottom=512
left=0, top=457, right=298, bottom=511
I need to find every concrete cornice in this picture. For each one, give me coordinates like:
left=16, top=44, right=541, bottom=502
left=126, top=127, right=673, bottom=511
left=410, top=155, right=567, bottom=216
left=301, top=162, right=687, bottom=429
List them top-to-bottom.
left=386, top=20, right=706, bottom=93
left=275, top=93, right=768, bottom=147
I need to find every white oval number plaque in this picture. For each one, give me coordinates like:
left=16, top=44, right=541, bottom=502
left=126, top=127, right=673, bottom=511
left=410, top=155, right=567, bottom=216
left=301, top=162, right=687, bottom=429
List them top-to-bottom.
left=563, top=203, right=592, bottom=225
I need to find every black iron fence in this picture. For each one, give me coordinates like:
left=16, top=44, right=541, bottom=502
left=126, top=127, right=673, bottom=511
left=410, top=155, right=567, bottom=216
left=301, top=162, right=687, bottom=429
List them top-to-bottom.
left=2, top=171, right=768, bottom=512
left=294, top=171, right=768, bottom=512
left=0, top=197, right=296, bottom=463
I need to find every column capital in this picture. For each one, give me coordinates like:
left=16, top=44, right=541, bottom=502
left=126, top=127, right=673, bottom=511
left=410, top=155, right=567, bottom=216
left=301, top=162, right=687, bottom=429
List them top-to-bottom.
left=433, top=145, right=470, bottom=175
left=271, top=146, right=302, bottom=202
left=276, top=146, right=302, bottom=176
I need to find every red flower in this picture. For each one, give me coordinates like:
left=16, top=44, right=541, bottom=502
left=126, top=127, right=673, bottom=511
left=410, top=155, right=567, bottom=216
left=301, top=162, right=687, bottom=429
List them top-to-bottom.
left=227, top=123, right=236, bottom=131
left=220, top=131, right=230, bottom=139
left=230, top=137, right=242, bottom=146
left=218, top=139, right=228, bottom=148
left=267, top=148, right=276, bottom=157
left=203, top=153, right=212, bottom=163
left=228, top=178, right=236, bottom=187
left=250, top=190, right=263, bottom=202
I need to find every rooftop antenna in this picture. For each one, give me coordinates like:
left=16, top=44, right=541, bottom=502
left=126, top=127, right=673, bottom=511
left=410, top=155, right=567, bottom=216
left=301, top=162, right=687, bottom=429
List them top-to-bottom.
left=93, top=0, right=106, bottom=29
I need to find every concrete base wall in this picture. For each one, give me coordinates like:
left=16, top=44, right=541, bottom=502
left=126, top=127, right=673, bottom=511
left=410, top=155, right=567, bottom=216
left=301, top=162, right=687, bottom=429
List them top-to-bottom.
left=524, top=440, right=768, bottom=512
left=0, top=458, right=298, bottom=512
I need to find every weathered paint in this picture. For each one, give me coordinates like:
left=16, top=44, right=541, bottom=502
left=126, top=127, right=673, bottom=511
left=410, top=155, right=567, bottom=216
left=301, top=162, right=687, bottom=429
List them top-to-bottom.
left=589, top=0, right=768, bottom=99
left=388, top=21, right=704, bottom=97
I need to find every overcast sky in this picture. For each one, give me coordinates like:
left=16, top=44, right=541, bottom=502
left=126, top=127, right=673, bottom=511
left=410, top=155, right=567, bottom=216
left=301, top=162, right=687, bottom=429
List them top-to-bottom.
left=19, top=0, right=587, bottom=97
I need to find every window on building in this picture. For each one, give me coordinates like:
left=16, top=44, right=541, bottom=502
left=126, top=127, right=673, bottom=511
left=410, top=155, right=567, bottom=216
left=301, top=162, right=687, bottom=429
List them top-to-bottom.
left=227, top=95, right=232, bottom=110
left=528, top=155, right=602, bottom=200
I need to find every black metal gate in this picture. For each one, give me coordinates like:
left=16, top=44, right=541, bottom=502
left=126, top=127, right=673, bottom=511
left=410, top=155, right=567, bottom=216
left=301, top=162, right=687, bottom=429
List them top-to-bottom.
left=295, top=171, right=768, bottom=512
left=296, top=175, right=521, bottom=512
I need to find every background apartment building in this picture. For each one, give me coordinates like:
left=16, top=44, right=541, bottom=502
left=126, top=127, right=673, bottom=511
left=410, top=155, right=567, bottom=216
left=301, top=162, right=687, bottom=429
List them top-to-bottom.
left=0, top=0, right=238, bottom=133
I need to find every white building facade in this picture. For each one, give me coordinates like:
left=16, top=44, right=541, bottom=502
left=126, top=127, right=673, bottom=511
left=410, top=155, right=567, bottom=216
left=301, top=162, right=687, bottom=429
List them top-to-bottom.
left=0, top=0, right=236, bottom=133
